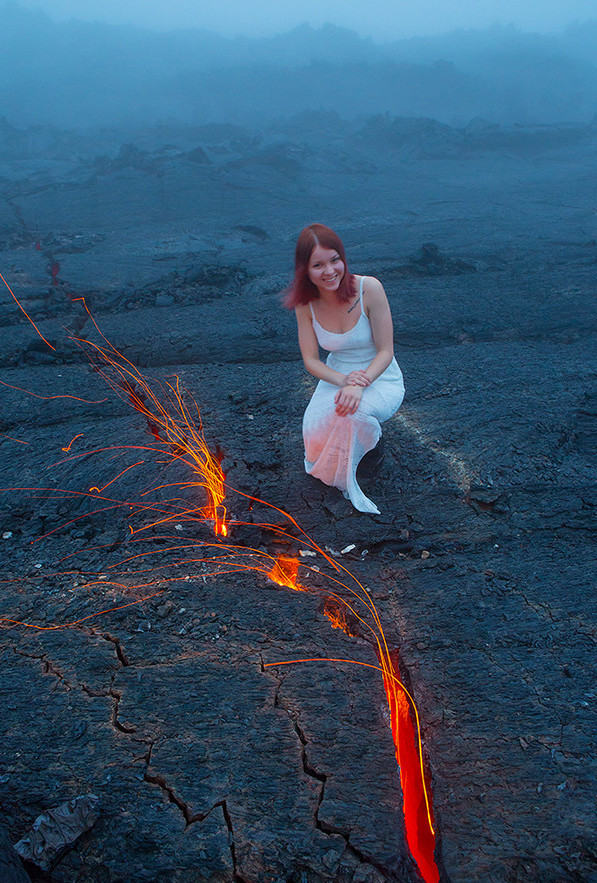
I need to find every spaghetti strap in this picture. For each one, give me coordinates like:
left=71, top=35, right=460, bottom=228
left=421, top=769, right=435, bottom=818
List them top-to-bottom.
left=359, top=275, right=364, bottom=309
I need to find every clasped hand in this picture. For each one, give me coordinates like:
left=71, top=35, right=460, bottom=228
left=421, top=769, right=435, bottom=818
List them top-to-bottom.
left=344, top=369, right=371, bottom=388
left=334, top=383, right=362, bottom=416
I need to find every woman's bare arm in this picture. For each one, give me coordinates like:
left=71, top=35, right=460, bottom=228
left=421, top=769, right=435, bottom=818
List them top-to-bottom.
left=361, top=277, right=395, bottom=381
left=295, top=305, right=350, bottom=387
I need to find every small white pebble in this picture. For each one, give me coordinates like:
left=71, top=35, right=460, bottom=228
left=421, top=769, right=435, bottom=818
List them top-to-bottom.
left=175, top=524, right=183, bottom=531
left=2, top=531, right=12, bottom=539
left=340, top=544, right=356, bottom=555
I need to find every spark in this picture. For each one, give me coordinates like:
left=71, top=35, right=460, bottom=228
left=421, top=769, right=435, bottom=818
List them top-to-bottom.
left=0, top=270, right=55, bottom=350
left=0, top=379, right=107, bottom=405
left=0, top=433, right=30, bottom=445
left=62, top=433, right=84, bottom=452
left=88, top=461, right=145, bottom=494
left=0, top=590, right=166, bottom=631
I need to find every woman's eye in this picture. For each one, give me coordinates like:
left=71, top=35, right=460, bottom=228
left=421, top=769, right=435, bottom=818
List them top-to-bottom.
left=332, top=257, right=341, bottom=263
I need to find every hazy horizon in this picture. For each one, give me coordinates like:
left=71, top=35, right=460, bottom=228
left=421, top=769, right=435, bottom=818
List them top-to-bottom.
left=2, top=0, right=597, bottom=130
left=10, top=0, right=597, bottom=41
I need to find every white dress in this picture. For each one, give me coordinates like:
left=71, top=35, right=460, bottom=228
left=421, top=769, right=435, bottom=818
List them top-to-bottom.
left=303, top=277, right=405, bottom=514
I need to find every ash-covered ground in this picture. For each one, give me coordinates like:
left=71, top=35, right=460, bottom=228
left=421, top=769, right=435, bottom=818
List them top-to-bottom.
left=0, top=117, right=596, bottom=882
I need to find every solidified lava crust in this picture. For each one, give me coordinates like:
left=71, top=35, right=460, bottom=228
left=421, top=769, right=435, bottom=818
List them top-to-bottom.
left=1, top=112, right=596, bottom=882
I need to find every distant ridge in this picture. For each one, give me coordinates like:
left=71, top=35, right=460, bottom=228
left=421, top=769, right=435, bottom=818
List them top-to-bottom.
left=0, top=2, right=596, bottom=127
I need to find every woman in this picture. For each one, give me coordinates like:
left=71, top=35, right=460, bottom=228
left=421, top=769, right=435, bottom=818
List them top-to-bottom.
left=285, top=223, right=405, bottom=514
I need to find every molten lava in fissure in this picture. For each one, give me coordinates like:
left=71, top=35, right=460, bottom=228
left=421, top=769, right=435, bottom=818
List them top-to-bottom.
left=1, top=282, right=441, bottom=883
left=385, top=656, right=439, bottom=883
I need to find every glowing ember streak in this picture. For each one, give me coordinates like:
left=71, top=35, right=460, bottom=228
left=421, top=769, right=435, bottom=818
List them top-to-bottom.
left=0, top=270, right=56, bottom=350
left=68, top=318, right=229, bottom=536
left=0, top=379, right=107, bottom=404
left=62, top=433, right=84, bottom=452
left=0, top=434, right=29, bottom=445
left=88, top=461, right=145, bottom=494
left=268, top=554, right=304, bottom=591
left=1, top=591, right=166, bottom=631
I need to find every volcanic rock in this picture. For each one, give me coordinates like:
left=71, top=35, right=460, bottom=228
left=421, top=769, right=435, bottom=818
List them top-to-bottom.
left=0, top=112, right=595, bottom=883
left=408, top=243, right=477, bottom=276
left=14, top=795, right=100, bottom=871
left=0, top=823, right=29, bottom=883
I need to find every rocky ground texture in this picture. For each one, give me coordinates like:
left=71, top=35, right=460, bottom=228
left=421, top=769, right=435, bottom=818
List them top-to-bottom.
left=0, top=117, right=596, bottom=882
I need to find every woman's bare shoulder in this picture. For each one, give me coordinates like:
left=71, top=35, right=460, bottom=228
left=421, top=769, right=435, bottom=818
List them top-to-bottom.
left=360, top=274, right=384, bottom=290
left=361, top=275, right=388, bottom=303
left=295, top=302, right=313, bottom=324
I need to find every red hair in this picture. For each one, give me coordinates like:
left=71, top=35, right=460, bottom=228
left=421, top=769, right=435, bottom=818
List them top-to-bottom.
left=284, top=223, right=355, bottom=308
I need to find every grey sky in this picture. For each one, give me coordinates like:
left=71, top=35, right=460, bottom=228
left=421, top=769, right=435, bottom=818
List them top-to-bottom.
left=15, top=0, right=597, bottom=40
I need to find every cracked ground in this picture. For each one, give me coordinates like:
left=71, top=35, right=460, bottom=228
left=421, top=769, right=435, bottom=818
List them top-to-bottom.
left=1, top=121, right=596, bottom=882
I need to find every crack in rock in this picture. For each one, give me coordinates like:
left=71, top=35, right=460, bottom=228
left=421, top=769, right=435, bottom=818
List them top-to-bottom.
left=97, top=630, right=130, bottom=666
left=12, top=646, right=137, bottom=738
left=14, top=647, right=78, bottom=693
left=271, top=671, right=396, bottom=881
left=109, top=683, right=136, bottom=734
left=142, top=767, right=245, bottom=881
left=143, top=769, right=197, bottom=826
left=220, top=799, right=250, bottom=883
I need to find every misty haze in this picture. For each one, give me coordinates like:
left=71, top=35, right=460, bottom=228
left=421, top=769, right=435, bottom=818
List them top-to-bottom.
left=0, top=2, right=595, bottom=882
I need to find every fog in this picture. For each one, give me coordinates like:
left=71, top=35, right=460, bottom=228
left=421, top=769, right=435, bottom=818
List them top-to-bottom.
left=1, top=0, right=597, bottom=130
left=13, top=0, right=597, bottom=40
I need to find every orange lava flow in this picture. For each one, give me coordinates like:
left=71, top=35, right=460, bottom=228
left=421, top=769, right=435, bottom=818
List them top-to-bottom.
left=2, top=282, right=441, bottom=882
left=267, top=554, right=439, bottom=881
left=322, top=598, right=358, bottom=636
left=384, top=657, right=439, bottom=883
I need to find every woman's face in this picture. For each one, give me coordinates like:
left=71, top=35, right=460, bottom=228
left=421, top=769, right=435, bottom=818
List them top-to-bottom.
left=307, top=244, right=345, bottom=294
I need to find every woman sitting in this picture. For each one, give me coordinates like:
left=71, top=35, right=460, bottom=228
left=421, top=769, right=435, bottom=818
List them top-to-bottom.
left=285, top=223, right=405, bottom=514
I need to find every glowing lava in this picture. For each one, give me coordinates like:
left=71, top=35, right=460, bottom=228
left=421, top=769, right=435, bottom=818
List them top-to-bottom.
left=268, top=554, right=304, bottom=590
left=384, top=657, right=439, bottom=883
